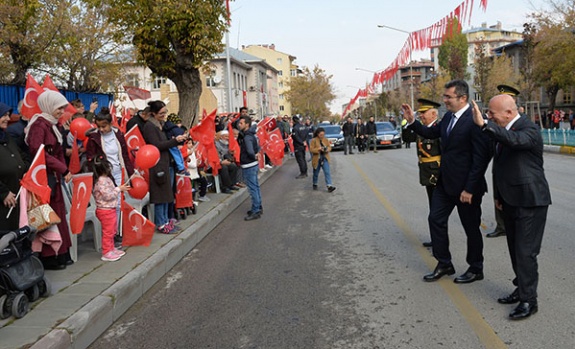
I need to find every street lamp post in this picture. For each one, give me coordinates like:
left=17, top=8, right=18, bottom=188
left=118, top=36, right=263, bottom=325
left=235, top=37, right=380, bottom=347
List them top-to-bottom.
left=377, top=24, right=414, bottom=110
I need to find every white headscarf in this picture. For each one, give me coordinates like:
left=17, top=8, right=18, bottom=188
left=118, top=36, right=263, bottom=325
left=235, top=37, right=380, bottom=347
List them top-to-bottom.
left=24, top=90, right=69, bottom=145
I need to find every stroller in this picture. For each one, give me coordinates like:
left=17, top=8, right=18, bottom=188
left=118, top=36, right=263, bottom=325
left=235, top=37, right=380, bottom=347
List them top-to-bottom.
left=0, top=226, right=51, bottom=319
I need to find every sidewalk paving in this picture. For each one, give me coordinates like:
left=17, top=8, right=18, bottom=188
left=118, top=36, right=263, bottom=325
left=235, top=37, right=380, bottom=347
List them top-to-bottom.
left=0, top=165, right=280, bottom=349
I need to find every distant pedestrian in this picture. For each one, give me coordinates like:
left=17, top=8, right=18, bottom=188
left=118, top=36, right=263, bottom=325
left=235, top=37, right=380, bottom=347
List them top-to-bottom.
left=237, top=115, right=263, bottom=221
left=292, top=116, right=309, bottom=178
left=342, top=116, right=354, bottom=155
left=366, top=116, right=378, bottom=153
left=355, top=118, right=367, bottom=153
left=310, top=127, right=336, bottom=193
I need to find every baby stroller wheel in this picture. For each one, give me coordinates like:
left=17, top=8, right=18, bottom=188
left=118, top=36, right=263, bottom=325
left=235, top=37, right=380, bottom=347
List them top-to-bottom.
left=38, top=276, right=52, bottom=298
left=25, top=284, right=40, bottom=302
left=7, top=293, right=29, bottom=319
left=0, top=295, right=10, bottom=319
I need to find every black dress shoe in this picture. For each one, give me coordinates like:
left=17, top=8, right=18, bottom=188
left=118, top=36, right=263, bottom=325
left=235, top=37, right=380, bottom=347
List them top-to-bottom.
left=295, top=174, right=308, bottom=179
left=221, top=188, right=233, bottom=194
left=247, top=207, right=263, bottom=215
left=244, top=212, right=261, bottom=221
left=486, top=230, right=506, bottom=238
left=422, top=241, right=432, bottom=247
left=423, top=264, right=455, bottom=282
left=454, top=270, right=484, bottom=284
left=498, top=289, right=520, bottom=304
left=509, top=302, right=538, bottom=320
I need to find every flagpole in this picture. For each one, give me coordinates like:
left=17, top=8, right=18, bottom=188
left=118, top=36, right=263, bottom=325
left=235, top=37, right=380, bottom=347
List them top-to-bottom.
left=225, top=30, right=233, bottom=113
left=5, top=187, right=22, bottom=219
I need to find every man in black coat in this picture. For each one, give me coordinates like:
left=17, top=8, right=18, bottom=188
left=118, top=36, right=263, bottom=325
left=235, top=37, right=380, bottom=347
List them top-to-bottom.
left=401, top=79, right=491, bottom=284
left=472, top=94, right=551, bottom=320
left=292, top=116, right=309, bottom=178
left=342, top=116, right=355, bottom=155
left=365, top=116, right=378, bottom=153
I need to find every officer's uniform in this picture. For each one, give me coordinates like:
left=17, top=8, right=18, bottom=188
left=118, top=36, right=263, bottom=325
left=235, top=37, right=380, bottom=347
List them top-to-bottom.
left=415, top=99, right=441, bottom=208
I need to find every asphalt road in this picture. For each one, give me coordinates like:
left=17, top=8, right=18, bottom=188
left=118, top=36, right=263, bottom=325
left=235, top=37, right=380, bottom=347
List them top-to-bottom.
left=90, top=147, right=575, bottom=349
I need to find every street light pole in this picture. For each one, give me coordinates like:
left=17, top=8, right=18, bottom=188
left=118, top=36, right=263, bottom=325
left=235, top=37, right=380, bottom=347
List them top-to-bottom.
left=377, top=25, right=414, bottom=110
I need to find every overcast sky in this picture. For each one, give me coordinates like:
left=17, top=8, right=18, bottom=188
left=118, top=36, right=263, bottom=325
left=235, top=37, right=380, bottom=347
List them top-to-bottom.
left=227, top=0, right=548, bottom=114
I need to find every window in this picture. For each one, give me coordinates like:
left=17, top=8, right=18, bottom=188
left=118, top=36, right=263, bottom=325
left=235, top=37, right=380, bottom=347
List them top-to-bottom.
left=277, top=58, right=283, bottom=65
left=290, top=69, right=297, bottom=77
left=206, top=70, right=217, bottom=87
left=278, top=70, right=283, bottom=76
left=126, top=74, right=139, bottom=87
left=153, top=76, right=167, bottom=90
left=279, top=82, right=283, bottom=89
left=563, top=88, right=572, bottom=105
left=474, top=92, right=481, bottom=102
left=279, top=94, right=284, bottom=100
left=279, top=105, right=284, bottom=111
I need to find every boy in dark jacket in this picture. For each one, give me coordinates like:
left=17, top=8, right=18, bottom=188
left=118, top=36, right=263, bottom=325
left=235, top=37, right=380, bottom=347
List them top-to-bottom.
left=237, top=115, right=262, bottom=221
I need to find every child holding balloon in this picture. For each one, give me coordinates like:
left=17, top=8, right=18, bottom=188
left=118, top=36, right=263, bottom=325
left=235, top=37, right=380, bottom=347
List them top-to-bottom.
left=91, top=156, right=131, bottom=261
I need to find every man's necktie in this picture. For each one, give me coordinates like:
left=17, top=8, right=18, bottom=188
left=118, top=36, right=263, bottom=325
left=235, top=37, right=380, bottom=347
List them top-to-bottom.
left=446, top=115, right=456, bottom=136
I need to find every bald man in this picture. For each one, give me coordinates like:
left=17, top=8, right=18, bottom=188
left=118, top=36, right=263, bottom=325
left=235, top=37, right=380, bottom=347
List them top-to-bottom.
left=472, top=95, right=551, bottom=320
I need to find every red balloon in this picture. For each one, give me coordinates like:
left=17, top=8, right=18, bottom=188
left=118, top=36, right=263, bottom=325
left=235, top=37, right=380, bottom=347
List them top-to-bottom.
left=70, top=117, right=92, bottom=141
left=135, top=144, right=160, bottom=170
left=128, top=176, right=148, bottom=199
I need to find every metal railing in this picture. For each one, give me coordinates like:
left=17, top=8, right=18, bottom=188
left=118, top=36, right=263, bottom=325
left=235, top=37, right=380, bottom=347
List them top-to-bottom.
left=541, top=128, right=575, bottom=147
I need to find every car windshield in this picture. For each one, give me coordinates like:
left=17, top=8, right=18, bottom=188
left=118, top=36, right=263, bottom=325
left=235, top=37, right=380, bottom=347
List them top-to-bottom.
left=376, top=122, right=395, bottom=132
left=322, top=125, right=342, bottom=135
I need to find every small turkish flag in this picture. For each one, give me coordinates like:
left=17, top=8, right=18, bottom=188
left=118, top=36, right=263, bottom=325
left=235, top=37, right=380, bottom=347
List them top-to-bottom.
left=21, top=74, right=43, bottom=119
left=190, top=109, right=221, bottom=175
left=125, top=125, right=146, bottom=163
left=264, top=128, right=284, bottom=166
left=20, top=144, right=51, bottom=204
left=70, top=173, right=93, bottom=234
left=175, top=174, right=193, bottom=209
left=121, top=201, right=156, bottom=247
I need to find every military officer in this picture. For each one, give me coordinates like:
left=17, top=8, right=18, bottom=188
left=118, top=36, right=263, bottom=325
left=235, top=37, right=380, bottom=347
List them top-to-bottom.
left=414, top=98, right=442, bottom=247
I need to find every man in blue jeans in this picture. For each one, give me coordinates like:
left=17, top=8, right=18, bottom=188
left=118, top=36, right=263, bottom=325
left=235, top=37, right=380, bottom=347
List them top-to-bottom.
left=237, top=115, right=262, bottom=221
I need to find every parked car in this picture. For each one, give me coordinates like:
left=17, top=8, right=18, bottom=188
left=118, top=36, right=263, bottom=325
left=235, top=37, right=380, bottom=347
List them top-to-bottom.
left=374, top=121, right=401, bottom=149
left=321, top=124, right=344, bottom=150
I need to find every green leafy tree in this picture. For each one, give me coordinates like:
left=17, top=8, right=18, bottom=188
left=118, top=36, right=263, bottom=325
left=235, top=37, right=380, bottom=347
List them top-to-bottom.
left=0, top=0, right=66, bottom=85
left=89, top=0, right=227, bottom=126
left=438, top=18, right=468, bottom=80
left=285, top=65, right=336, bottom=118
left=419, top=69, right=451, bottom=102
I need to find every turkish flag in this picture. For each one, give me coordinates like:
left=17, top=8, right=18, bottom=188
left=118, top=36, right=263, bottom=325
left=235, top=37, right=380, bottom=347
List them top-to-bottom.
left=21, top=74, right=43, bottom=118
left=42, top=75, right=77, bottom=125
left=124, top=85, right=152, bottom=101
left=190, top=109, right=221, bottom=175
left=228, top=117, right=240, bottom=163
left=125, top=125, right=146, bottom=163
left=264, top=128, right=284, bottom=166
left=69, top=133, right=81, bottom=174
left=287, top=136, right=294, bottom=153
left=20, top=144, right=51, bottom=204
left=70, top=173, right=93, bottom=234
left=174, top=174, right=193, bottom=209
left=121, top=200, right=155, bottom=247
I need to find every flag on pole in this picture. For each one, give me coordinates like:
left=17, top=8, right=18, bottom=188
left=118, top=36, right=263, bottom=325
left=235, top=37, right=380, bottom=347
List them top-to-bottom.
left=21, top=74, right=43, bottom=118
left=123, top=86, right=152, bottom=101
left=190, top=109, right=221, bottom=175
left=125, top=125, right=146, bottom=163
left=20, top=144, right=52, bottom=204
left=70, top=173, right=93, bottom=234
left=121, top=201, right=156, bottom=247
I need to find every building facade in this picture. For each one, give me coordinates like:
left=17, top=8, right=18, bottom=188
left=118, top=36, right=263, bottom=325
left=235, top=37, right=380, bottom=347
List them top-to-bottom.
left=242, top=44, right=298, bottom=116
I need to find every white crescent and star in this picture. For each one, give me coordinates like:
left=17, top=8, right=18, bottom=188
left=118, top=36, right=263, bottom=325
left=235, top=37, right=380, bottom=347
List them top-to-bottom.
left=23, top=87, right=38, bottom=108
left=30, top=164, right=47, bottom=187
left=75, top=182, right=87, bottom=209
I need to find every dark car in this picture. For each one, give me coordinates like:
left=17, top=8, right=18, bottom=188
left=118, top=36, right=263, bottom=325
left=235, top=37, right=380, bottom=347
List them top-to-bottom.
left=375, top=122, right=401, bottom=149
left=321, top=124, right=344, bottom=150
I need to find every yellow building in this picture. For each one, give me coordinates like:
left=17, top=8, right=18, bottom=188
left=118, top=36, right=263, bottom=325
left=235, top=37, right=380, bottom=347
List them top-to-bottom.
left=464, top=22, right=523, bottom=62
left=242, top=44, right=298, bottom=116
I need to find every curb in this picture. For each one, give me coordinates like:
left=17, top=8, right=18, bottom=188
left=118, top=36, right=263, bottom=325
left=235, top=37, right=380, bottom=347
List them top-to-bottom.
left=544, top=144, right=575, bottom=155
left=30, top=166, right=278, bottom=349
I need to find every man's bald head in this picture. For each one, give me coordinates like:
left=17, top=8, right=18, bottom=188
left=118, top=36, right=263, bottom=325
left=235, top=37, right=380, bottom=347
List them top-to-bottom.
left=487, top=94, right=519, bottom=127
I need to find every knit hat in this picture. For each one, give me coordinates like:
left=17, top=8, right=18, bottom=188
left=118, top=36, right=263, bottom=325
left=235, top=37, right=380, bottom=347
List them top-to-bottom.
left=37, top=90, right=69, bottom=115
left=0, top=102, right=12, bottom=117
left=168, top=113, right=181, bottom=124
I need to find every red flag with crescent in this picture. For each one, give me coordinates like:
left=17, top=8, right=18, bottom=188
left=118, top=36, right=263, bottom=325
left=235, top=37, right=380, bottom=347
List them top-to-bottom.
left=21, top=74, right=43, bottom=118
left=123, top=85, right=152, bottom=101
left=190, top=109, right=221, bottom=175
left=125, top=125, right=146, bottom=163
left=264, top=128, right=285, bottom=166
left=287, top=136, right=295, bottom=153
left=20, top=144, right=51, bottom=204
left=70, top=173, right=93, bottom=234
left=175, top=174, right=193, bottom=209
left=121, top=200, right=155, bottom=247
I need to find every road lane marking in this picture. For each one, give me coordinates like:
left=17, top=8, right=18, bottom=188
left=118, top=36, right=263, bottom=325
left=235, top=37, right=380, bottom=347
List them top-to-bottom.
left=352, top=160, right=507, bottom=349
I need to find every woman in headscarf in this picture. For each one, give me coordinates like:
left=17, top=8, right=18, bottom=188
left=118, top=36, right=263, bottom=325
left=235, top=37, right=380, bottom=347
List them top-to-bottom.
left=25, top=90, right=73, bottom=270
left=0, top=102, right=29, bottom=230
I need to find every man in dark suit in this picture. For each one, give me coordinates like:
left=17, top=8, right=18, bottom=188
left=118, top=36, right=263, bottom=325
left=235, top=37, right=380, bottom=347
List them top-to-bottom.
left=401, top=80, right=491, bottom=283
left=472, top=94, right=551, bottom=320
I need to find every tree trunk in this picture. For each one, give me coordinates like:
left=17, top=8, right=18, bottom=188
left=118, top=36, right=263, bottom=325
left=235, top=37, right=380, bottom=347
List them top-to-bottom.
left=171, top=68, right=202, bottom=129
left=546, top=84, right=559, bottom=111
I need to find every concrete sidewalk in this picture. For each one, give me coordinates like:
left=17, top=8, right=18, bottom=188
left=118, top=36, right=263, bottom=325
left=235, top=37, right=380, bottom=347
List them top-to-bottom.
left=0, top=166, right=279, bottom=349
